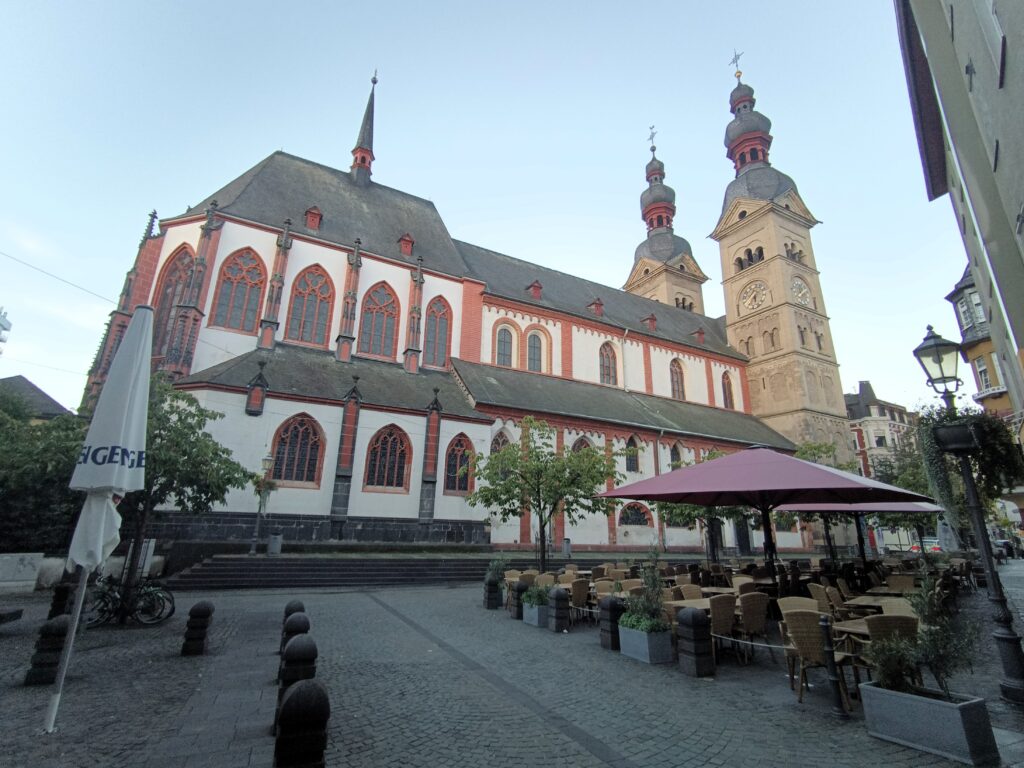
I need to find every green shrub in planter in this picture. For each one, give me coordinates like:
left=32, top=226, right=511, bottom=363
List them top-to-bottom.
left=522, top=584, right=550, bottom=607
left=618, top=613, right=669, bottom=634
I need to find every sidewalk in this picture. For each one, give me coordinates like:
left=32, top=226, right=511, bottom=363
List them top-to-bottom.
left=3, top=563, right=1024, bottom=766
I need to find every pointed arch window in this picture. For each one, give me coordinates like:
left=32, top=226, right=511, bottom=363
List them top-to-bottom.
left=153, top=248, right=195, bottom=357
left=211, top=249, right=266, bottom=333
left=285, top=266, right=334, bottom=346
left=358, top=282, right=400, bottom=358
left=423, top=297, right=451, bottom=367
left=496, top=327, right=514, bottom=367
left=527, top=333, right=543, bottom=372
left=599, top=342, right=617, bottom=385
left=670, top=359, right=686, bottom=401
left=722, top=372, right=736, bottom=410
left=271, top=414, right=324, bottom=485
left=364, top=424, right=411, bottom=491
left=490, top=431, right=510, bottom=454
left=444, top=434, right=473, bottom=494
left=571, top=436, right=592, bottom=453
left=625, top=436, right=640, bottom=472
left=669, top=443, right=682, bottom=468
left=619, top=502, right=652, bottom=527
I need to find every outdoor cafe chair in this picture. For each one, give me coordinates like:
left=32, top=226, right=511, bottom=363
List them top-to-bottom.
left=615, top=562, right=630, bottom=569
left=591, top=566, right=607, bottom=580
left=522, top=569, right=539, bottom=577
left=609, top=569, right=628, bottom=581
left=503, top=570, right=522, bottom=609
left=867, top=570, right=884, bottom=588
left=558, top=573, right=576, bottom=585
left=674, top=573, right=695, bottom=588
left=536, top=574, right=556, bottom=588
left=886, top=574, right=916, bottom=593
left=732, top=575, right=753, bottom=590
left=836, top=577, right=859, bottom=601
left=569, top=579, right=591, bottom=625
left=620, top=579, right=642, bottom=592
left=594, top=580, right=614, bottom=597
left=736, top=581, right=757, bottom=596
left=807, top=583, right=831, bottom=615
left=680, top=584, right=702, bottom=600
left=627, top=586, right=644, bottom=597
left=826, top=586, right=852, bottom=621
left=662, top=587, right=682, bottom=602
left=735, top=591, right=773, bottom=664
left=709, top=594, right=738, bottom=663
left=778, top=596, right=818, bottom=615
left=879, top=597, right=916, bottom=616
left=777, top=598, right=820, bottom=689
left=785, top=610, right=855, bottom=710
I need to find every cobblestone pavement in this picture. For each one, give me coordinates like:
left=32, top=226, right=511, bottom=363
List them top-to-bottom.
left=4, top=562, right=1024, bottom=767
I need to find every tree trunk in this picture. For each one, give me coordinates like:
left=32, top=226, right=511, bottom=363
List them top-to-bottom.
left=118, top=494, right=152, bottom=624
left=538, top=517, right=547, bottom=574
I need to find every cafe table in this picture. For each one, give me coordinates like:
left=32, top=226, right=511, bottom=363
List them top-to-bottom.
left=700, top=586, right=736, bottom=596
left=843, top=595, right=888, bottom=612
left=664, top=598, right=711, bottom=613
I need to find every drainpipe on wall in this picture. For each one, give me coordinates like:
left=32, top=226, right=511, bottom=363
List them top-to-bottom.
left=622, top=328, right=630, bottom=392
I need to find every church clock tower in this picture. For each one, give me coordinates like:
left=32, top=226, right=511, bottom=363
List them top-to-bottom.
left=710, top=72, right=851, bottom=458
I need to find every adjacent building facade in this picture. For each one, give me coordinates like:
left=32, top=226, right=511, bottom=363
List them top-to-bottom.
left=85, top=74, right=850, bottom=552
left=845, top=381, right=918, bottom=478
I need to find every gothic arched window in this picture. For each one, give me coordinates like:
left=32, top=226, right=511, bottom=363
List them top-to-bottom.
left=153, top=247, right=196, bottom=357
left=211, top=249, right=266, bottom=333
left=285, top=265, right=334, bottom=346
left=358, top=282, right=400, bottom=358
left=423, top=296, right=451, bottom=368
left=527, top=332, right=543, bottom=372
left=599, top=342, right=617, bottom=385
left=670, top=359, right=685, bottom=401
left=722, top=372, right=736, bottom=410
left=271, top=414, right=324, bottom=485
left=364, top=424, right=411, bottom=490
left=490, top=431, right=510, bottom=454
left=444, top=434, right=473, bottom=494
left=571, top=436, right=592, bottom=453
left=625, top=436, right=640, bottom=472
left=669, top=443, right=682, bottom=468
left=619, top=502, right=652, bottom=527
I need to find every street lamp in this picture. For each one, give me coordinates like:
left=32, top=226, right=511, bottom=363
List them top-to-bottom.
left=913, top=326, right=1024, bottom=702
left=248, top=453, right=274, bottom=556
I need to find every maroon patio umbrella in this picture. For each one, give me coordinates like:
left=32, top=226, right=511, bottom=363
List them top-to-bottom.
left=600, top=447, right=933, bottom=578
left=777, top=500, right=944, bottom=571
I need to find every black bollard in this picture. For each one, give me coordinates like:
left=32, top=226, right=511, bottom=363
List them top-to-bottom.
left=483, top=577, right=502, bottom=610
left=511, top=582, right=527, bottom=620
left=548, top=587, right=570, bottom=632
left=599, top=596, right=625, bottom=650
left=283, top=600, right=305, bottom=622
left=181, top=601, right=215, bottom=656
left=676, top=608, right=714, bottom=677
left=280, top=612, right=311, bottom=655
left=819, top=614, right=849, bottom=719
left=24, top=615, right=70, bottom=686
left=275, top=634, right=319, bottom=731
left=275, top=679, right=330, bottom=767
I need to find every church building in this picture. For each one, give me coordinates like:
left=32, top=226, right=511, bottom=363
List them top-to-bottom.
left=86, top=72, right=848, bottom=553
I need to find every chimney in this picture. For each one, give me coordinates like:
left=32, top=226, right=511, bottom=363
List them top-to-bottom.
left=398, top=233, right=415, bottom=257
left=526, top=280, right=543, bottom=300
left=587, top=298, right=604, bottom=317
left=642, top=313, right=657, bottom=331
left=693, top=326, right=705, bottom=345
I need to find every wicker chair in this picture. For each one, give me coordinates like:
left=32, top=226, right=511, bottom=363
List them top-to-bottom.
left=709, top=563, right=728, bottom=587
left=591, top=566, right=607, bottom=580
left=609, top=569, right=629, bottom=582
left=503, top=570, right=522, bottom=610
left=867, top=570, right=884, bottom=588
left=557, top=573, right=576, bottom=585
left=536, top=574, right=556, bottom=588
left=674, top=574, right=695, bottom=587
left=887, top=574, right=916, bottom=593
left=732, top=575, right=753, bottom=591
left=836, top=577, right=859, bottom=600
left=569, top=579, right=591, bottom=626
left=620, top=579, right=642, bottom=592
left=594, top=580, right=614, bottom=597
left=736, top=581, right=758, bottom=596
left=807, top=582, right=831, bottom=615
left=680, top=584, right=702, bottom=600
left=826, top=586, right=851, bottom=620
left=662, top=587, right=682, bottom=602
left=735, top=591, right=773, bottom=663
left=708, top=594, right=738, bottom=663
left=777, top=596, right=818, bottom=614
left=880, top=597, right=916, bottom=616
left=777, top=599, right=819, bottom=690
left=785, top=610, right=855, bottom=709
left=865, top=613, right=918, bottom=642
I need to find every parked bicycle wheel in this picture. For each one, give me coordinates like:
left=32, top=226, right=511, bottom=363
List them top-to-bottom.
left=132, top=585, right=175, bottom=625
left=83, top=588, right=118, bottom=627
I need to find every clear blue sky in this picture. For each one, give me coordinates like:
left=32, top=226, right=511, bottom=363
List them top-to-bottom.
left=0, top=1, right=970, bottom=414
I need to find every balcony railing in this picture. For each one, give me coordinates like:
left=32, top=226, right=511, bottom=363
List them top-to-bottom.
left=973, top=384, right=1008, bottom=402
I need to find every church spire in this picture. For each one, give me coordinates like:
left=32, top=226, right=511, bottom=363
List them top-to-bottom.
left=724, top=67, right=773, bottom=176
left=351, top=72, right=377, bottom=185
left=640, top=128, right=676, bottom=234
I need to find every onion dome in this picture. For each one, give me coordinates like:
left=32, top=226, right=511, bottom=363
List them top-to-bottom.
left=722, top=74, right=773, bottom=175
left=639, top=146, right=677, bottom=234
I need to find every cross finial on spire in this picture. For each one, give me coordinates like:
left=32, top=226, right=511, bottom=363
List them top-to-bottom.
left=730, top=49, right=744, bottom=80
left=371, top=69, right=378, bottom=86
left=648, top=125, right=657, bottom=150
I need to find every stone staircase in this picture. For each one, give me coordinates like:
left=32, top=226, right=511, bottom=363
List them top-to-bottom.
left=165, top=555, right=580, bottom=591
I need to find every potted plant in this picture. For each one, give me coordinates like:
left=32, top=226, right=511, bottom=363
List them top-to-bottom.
left=618, top=551, right=673, bottom=664
left=483, top=556, right=505, bottom=610
left=860, top=572, right=998, bottom=765
left=521, top=584, right=549, bottom=627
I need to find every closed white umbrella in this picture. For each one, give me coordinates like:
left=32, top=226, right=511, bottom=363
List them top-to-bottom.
left=44, top=305, right=152, bottom=733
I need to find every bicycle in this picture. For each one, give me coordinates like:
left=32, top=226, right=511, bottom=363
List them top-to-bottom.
left=82, top=574, right=176, bottom=627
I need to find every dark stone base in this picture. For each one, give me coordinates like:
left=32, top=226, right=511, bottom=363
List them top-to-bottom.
left=143, top=512, right=489, bottom=546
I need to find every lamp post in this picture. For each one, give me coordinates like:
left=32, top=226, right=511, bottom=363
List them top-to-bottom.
left=913, top=326, right=1024, bottom=702
left=248, top=453, right=274, bottom=556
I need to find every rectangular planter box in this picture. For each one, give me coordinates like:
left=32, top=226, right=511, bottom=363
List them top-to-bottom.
left=0, top=553, right=44, bottom=594
left=522, top=603, right=548, bottom=627
left=618, top=625, right=674, bottom=665
left=860, top=682, right=999, bottom=765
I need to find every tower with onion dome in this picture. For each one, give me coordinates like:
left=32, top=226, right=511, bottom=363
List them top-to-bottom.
left=710, top=67, right=851, bottom=458
left=623, top=135, right=709, bottom=313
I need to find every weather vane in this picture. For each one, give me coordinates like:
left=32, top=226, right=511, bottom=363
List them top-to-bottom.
left=729, top=49, right=744, bottom=80
left=648, top=125, right=657, bottom=149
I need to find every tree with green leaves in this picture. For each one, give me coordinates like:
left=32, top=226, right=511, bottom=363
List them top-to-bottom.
left=117, top=376, right=253, bottom=607
left=0, top=394, right=87, bottom=553
left=466, top=417, right=623, bottom=573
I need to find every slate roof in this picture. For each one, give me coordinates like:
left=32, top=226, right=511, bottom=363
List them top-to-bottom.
left=164, top=152, right=470, bottom=278
left=455, top=240, right=742, bottom=361
left=179, top=344, right=488, bottom=421
left=452, top=359, right=795, bottom=450
left=0, top=375, right=72, bottom=419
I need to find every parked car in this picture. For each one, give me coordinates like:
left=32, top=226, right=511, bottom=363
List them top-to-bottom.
left=909, top=538, right=942, bottom=553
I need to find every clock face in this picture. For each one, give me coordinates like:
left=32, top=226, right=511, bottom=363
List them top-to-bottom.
left=791, top=277, right=812, bottom=306
left=740, top=281, right=768, bottom=310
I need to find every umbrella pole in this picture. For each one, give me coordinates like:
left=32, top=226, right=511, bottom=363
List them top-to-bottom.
left=759, top=508, right=778, bottom=588
left=855, top=515, right=869, bottom=573
left=823, top=517, right=837, bottom=565
left=44, top=565, right=89, bottom=733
